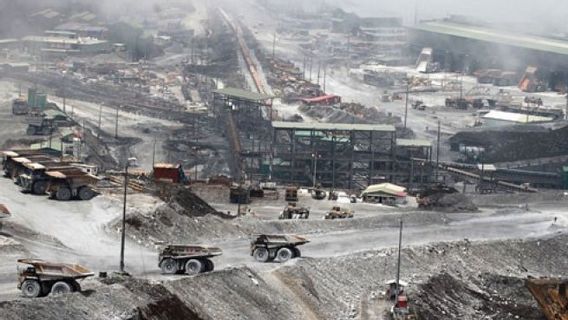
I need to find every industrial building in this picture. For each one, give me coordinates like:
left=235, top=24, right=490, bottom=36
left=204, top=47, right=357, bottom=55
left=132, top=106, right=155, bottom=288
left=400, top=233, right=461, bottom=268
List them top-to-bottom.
left=410, top=18, right=568, bottom=91
left=22, top=34, right=109, bottom=56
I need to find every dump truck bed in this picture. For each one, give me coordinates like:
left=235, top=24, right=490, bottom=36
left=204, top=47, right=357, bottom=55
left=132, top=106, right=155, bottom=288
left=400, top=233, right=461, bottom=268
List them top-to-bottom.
left=0, top=204, right=10, bottom=218
left=253, top=234, right=310, bottom=246
left=159, top=245, right=223, bottom=259
left=17, top=259, right=94, bottom=280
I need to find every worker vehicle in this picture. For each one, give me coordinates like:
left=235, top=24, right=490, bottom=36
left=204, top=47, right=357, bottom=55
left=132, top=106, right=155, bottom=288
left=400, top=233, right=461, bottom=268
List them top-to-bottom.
left=12, top=97, right=28, bottom=115
left=411, top=100, right=426, bottom=111
left=45, top=169, right=99, bottom=201
left=285, top=187, right=298, bottom=202
left=311, top=188, right=326, bottom=200
left=279, top=203, right=310, bottom=219
left=324, top=206, right=354, bottom=219
left=251, top=234, right=309, bottom=263
left=158, top=245, right=222, bottom=275
left=17, top=259, right=94, bottom=298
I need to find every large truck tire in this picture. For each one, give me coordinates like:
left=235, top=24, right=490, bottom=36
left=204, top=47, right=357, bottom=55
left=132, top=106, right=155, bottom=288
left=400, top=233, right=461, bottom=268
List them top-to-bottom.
left=32, top=181, right=48, bottom=195
left=55, top=187, right=72, bottom=201
left=78, top=187, right=95, bottom=200
left=253, top=247, right=269, bottom=263
left=277, top=247, right=293, bottom=262
left=292, top=247, right=301, bottom=258
left=160, top=258, right=179, bottom=274
left=185, top=259, right=203, bottom=275
left=203, top=259, right=214, bottom=272
left=21, top=280, right=41, bottom=298
left=70, top=280, right=81, bottom=292
left=51, top=281, right=71, bottom=295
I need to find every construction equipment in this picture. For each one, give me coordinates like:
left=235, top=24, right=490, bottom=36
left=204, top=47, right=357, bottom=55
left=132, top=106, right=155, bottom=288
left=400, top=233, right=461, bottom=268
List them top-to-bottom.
left=12, top=97, right=28, bottom=115
left=445, top=97, right=470, bottom=109
left=411, top=100, right=426, bottom=111
left=26, top=114, right=55, bottom=136
left=2, top=150, right=58, bottom=181
left=18, top=161, right=80, bottom=195
left=152, top=163, right=188, bottom=184
left=45, top=169, right=99, bottom=201
left=229, top=185, right=251, bottom=204
left=284, top=187, right=298, bottom=202
left=311, top=187, right=326, bottom=200
left=279, top=203, right=310, bottom=220
left=0, top=204, right=10, bottom=232
left=324, top=206, right=354, bottom=219
left=250, top=234, right=309, bottom=263
left=158, top=245, right=222, bottom=275
left=17, top=259, right=94, bottom=298
left=526, top=277, right=568, bottom=320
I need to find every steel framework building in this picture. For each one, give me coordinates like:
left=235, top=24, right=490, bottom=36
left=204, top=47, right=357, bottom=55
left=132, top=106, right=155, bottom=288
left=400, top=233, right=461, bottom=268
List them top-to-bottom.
left=270, top=121, right=432, bottom=190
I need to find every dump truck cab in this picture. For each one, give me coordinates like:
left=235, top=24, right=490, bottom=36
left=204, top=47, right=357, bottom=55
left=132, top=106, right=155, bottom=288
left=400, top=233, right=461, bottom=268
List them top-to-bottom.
left=250, top=234, right=309, bottom=263
left=158, top=245, right=222, bottom=275
left=17, top=259, right=93, bottom=298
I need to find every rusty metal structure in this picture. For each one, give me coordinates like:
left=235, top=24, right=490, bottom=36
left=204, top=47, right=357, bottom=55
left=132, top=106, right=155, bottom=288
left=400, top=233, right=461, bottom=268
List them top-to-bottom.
left=212, top=88, right=274, bottom=181
left=526, top=277, right=568, bottom=320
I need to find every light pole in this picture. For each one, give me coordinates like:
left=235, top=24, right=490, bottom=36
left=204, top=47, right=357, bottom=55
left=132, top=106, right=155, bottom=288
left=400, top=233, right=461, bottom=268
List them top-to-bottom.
left=404, top=79, right=409, bottom=129
left=312, top=152, right=321, bottom=188
left=119, top=158, right=135, bottom=273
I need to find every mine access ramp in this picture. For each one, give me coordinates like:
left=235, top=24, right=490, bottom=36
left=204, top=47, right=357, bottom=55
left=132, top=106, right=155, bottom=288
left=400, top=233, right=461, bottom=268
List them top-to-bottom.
left=251, top=234, right=309, bottom=263
left=159, top=245, right=222, bottom=275
left=17, top=259, right=94, bottom=298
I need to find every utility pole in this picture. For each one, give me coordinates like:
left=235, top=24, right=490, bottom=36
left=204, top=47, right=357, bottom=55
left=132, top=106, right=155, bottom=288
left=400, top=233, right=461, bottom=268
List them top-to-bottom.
left=272, top=32, right=276, bottom=59
left=302, top=56, right=306, bottom=79
left=309, top=57, right=313, bottom=82
left=317, top=61, right=321, bottom=86
left=323, top=65, right=327, bottom=93
left=62, top=74, right=66, bottom=114
left=404, top=80, right=409, bottom=129
left=98, top=104, right=103, bottom=133
left=115, top=105, right=119, bottom=138
left=435, top=120, right=441, bottom=181
left=152, top=137, right=157, bottom=167
left=312, top=152, right=320, bottom=188
left=119, top=162, right=129, bottom=273
left=395, top=219, right=403, bottom=303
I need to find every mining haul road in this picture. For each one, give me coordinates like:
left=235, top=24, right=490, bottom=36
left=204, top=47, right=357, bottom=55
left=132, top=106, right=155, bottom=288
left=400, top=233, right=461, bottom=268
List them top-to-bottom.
left=0, top=177, right=565, bottom=300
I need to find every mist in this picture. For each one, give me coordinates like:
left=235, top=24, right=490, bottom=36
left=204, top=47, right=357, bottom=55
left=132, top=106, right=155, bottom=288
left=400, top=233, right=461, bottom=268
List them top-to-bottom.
left=329, top=0, right=568, bottom=34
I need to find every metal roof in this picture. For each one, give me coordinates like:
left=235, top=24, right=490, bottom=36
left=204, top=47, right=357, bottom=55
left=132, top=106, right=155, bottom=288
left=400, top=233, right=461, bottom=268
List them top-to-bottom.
left=413, top=21, right=568, bottom=56
left=214, top=88, right=274, bottom=101
left=481, top=110, right=553, bottom=123
left=272, top=121, right=396, bottom=132
left=396, top=139, right=432, bottom=147
left=362, top=183, right=407, bottom=197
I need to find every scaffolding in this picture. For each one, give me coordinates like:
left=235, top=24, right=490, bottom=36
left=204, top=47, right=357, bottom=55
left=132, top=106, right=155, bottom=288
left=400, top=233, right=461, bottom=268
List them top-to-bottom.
left=212, top=88, right=274, bottom=181
left=272, top=122, right=400, bottom=190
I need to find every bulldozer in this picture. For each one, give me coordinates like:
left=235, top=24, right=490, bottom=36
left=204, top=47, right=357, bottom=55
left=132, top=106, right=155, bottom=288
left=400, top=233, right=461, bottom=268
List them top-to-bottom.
left=279, top=202, right=309, bottom=219
left=324, top=206, right=354, bottom=219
